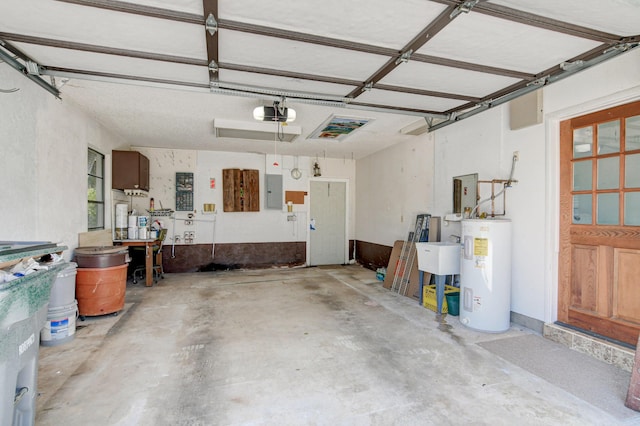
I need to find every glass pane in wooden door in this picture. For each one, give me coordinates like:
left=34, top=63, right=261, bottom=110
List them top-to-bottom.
left=626, top=115, right=640, bottom=151
left=597, top=120, right=620, bottom=154
left=573, top=127, right=593, bottom=158
left=625, top=153, right=640, bottom=188
left=596, top=157, right=619, bottom=190
left=573, top=160, right=592, bottom=191
left=596, top=193, right=619, bottom=225
left=624, top=193, right=640, bottom=225
left=573, top=194, right=592, bottom=224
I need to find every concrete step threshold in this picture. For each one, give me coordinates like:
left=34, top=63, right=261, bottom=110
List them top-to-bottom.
left=543, top=322, right=635, bottom=373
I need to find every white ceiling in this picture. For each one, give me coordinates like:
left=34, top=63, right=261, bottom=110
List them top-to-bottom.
left=1, top=0, right=639, bottom=159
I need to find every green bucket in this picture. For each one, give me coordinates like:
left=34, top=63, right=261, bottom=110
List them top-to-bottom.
left=445, top=292, right=460, bottom=316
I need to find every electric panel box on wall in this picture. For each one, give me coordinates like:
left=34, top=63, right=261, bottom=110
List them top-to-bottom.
left=265, top=174, right=283, bottom=209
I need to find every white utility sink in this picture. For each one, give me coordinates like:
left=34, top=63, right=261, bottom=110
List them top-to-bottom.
left=415, top=242, right=461, bottom=275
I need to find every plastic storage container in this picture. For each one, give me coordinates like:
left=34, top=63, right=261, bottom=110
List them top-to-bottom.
left=74, top=247, right=127, bottom=268
left=0, top=261, right=66, bottom=426
left=49, top=262, right=76, bottom=307
left=76, top=264, right=127, bottom=317
left=423, top=285, right=459, bottom=314
left=445, top=292, right=460, bottom=316
left=40, top=300, right=78, bottom=347
left=0, top=304, right=48, bottom=426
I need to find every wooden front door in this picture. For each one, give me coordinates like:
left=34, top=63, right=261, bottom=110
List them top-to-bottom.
left=559, top=100, right=640, bottom=346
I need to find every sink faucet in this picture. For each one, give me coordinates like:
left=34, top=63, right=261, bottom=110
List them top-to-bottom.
left=450, top=235, right=461, bottom=243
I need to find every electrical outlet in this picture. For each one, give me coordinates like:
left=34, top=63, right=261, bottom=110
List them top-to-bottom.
left=513, top=151, right=520, bottom=161
left=184, top=220, right=193, bottom=226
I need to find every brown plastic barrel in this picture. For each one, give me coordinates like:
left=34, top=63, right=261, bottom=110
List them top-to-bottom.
left=74, top=246, right=128, bottom=268
left=76, top=264, right=127, bottom=316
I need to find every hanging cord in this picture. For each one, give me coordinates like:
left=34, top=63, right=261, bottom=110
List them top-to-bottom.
left=275, top=98, right=286, bottom=141
left=271, top=99, right=286, bottom=165
left=272, top=121, right=279, bottom=165
left=277, top=121, right=285, bottom=141
left=211, top=212, right=217, bottom=258
left=171, top=214, right=177, bottom=258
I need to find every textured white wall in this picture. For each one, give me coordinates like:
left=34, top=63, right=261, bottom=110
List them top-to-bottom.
left=355, top=48, right=640, bottom=323
left=0, top=67, right=126, bottom=258
left=1, top=68, right=40, bottom=241
left=356, top=133, right=435, bottom=246
left=128, top=148, right=356, bottom=246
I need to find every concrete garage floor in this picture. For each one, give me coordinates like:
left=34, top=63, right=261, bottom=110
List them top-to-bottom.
left=35, top=265, right=640, bottom=425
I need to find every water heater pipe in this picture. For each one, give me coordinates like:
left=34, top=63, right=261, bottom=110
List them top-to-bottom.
left=471, top=153, right=518, bottom=218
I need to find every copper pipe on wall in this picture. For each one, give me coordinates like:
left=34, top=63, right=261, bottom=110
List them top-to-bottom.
left=477, top=179, right=512, bottom=217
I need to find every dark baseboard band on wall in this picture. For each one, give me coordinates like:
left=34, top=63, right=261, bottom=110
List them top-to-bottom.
left=162, top=240, right=357, bottom=273
left=355, top=240, right=393, bottom=271
left=163, top=242, right=306, bottom=273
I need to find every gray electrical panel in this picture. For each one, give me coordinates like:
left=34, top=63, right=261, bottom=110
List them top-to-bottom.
left=265, top=174, right=283, bottom=209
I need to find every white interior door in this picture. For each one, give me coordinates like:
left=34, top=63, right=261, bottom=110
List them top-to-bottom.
left=309, top=180, right=346, bottom=265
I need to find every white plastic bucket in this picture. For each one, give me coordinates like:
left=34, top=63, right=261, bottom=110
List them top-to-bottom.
left=115, top=203, right=128, bottom=228
left=128, top=215, right=138, bottom=228
left=137, top=216, right=148, bottom=227
left=128, top=226, right=138, bottom=239
left=138, top=226, right=148, bottom=239
left=49, top=262, right=77, bottom=308
left=40, top=300, right=78, bottom=347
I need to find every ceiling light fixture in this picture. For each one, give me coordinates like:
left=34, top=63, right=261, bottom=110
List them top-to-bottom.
left=213, top=119, right=301, bottom=142
left=574, top=143, right=591, bottom=153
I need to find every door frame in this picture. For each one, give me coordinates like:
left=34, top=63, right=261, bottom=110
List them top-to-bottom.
left=544, top=88, right=640, bottom=324
left=306, top=177, right=350, bottom=266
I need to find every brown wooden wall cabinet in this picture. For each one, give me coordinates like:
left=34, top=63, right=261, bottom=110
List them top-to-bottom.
left=112, top=150, right=150, bottom=191
left=222, top=169, right=259, bottom=212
